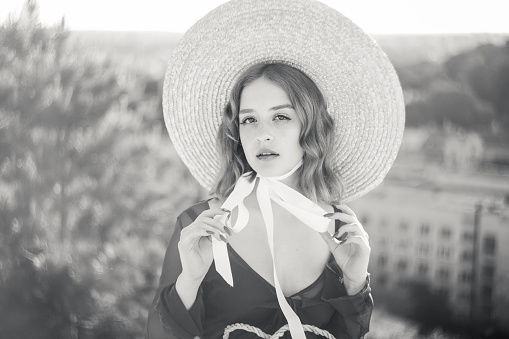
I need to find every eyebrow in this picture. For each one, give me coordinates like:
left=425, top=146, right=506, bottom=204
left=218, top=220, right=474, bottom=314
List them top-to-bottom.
left=239, top=104, right=294, bottom=115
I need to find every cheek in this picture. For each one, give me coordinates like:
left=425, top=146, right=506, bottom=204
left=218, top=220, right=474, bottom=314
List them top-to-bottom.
left=288, top=125, right=302, bottom=146
left=239, top=127, right=255, bottom=144
left=291, top=129, right=304, bottom=155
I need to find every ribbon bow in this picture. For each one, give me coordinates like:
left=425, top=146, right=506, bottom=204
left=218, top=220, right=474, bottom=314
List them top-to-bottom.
left=212, top=160, right=331, bottom=339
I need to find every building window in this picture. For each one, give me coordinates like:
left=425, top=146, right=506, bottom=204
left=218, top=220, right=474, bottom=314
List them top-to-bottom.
left=420, top=223, right=430, bottom=236
left=440, top=227, right=452, bottom=240
left=462, top=232, right=474, bottom=242
left=483, top=236, right=496, bottom=256
left=398, top=240, right=409, bottom=250
left=417, top=243, right=430, bottom=257
left=437, top=246, right=452, bottom=260
left=461, top=250, right=473, bottom=262
left=397, top=260, right=408, bottom=273
left=482, top=265, right=495, bottom=281
left=437, top=267, right=450, bottom=281
left=458, top=270, right=473, bottom=283
left=459, top=290, right=471, bottom=301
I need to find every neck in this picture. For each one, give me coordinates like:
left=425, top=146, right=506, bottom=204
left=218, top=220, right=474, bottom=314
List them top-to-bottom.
left=259, top=159, right=303, bottom=192
left=278, top=171, right=301, bottom=192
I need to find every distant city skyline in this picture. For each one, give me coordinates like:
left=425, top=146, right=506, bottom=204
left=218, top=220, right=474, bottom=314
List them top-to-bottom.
left=1, top=0, right=508, bottom=34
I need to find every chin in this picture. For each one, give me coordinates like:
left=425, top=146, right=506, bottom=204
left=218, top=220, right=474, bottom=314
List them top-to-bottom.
left=252, top=166, right=288, bottom=178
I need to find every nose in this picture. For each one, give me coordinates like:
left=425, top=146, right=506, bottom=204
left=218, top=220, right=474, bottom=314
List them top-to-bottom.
left=255, top=131, right=273, bottom=142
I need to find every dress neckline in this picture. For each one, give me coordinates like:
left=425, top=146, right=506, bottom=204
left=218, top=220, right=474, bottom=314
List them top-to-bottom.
left=205, top=200, right=330, bottom=299
left=227, top=242, right=327, bottom=299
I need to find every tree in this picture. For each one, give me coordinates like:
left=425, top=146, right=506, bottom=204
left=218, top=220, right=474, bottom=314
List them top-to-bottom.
left=0, top=1, right=203, bottom=337
left=444, top=42, right=509, bottom=138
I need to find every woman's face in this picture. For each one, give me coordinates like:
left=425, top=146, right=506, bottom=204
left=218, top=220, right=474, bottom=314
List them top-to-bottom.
left=238, top=77, right=304, bottom=178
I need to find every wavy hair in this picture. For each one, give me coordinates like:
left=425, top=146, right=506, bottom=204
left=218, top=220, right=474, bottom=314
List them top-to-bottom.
left=210, top=63, right=344, bottom=204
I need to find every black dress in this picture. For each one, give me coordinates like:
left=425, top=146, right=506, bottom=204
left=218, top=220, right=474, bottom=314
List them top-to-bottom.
left=151, top=200, right=373, bottom=339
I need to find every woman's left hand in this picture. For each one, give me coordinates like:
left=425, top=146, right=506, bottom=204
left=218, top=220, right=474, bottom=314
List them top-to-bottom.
left=320, top=204, right=370, bottom=295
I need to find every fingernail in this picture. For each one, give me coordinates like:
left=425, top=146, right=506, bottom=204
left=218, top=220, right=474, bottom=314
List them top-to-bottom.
left=222, top=209, right=231, bottom=220
left=323, top=213, right=334, bottom=217
left=224, top=226, right=232, bottom=236
left=206, top=230, right=214, bottom=235
left=334, top=230, right=348, bottom=240
left=220, top=234, right=228, bottom=243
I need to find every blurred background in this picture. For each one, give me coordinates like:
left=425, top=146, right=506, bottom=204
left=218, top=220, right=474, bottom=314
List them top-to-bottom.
left=1, top=0, right=508, bottom=338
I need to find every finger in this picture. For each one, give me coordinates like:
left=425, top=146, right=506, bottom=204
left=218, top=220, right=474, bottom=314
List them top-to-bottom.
left=334, top=204, right=354, bottom=215
left=335, top=204, right=357, bottom=218
left=199, top=207, right=228, bottom=219
left=324, top=212, right=357, bottom=224
left=199, top=217, right=229, bottom=235
left=198, top=221, right=229, bottom=242
left=333, top=221, right=369, bottom=239
left=203, top=222, right=232, bottom=240
left=332, top=223, right=363, bottom=239
left=182, top=225, right=226, bottom=243
left=180, top=228, right=213, bottom=245
left=319, top=231, right=337, bottom=249
left=335, top=232, right=348, bottom=244
left=341, top=235, right=371, bottom=251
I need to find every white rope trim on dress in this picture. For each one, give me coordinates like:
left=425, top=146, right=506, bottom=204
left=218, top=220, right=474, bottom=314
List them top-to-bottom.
left=223, top=323, right=336, bottom=339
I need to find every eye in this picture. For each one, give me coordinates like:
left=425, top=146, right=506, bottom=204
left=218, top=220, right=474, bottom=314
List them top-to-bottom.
left=274, top=114, right=290, bottom=121
left=240, top=116, right=256, bottom=125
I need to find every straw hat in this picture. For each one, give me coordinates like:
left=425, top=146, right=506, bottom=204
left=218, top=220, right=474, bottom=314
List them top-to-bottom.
left=163, top=0, right=405, bottom=203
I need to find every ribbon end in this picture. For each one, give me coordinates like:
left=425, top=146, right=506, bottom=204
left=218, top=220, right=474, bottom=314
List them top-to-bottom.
left=212, top=237, right=234, bottom=287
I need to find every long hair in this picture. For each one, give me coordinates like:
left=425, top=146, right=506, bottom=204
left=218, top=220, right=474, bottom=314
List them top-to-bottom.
left=211, top=63, right=344, bottom=204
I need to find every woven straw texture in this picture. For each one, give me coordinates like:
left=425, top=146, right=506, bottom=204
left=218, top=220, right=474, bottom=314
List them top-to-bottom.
left=163, top=0, right=405, bottom=203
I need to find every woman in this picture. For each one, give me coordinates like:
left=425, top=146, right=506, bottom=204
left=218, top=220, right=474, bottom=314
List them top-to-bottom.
left=147, top=1, right=405, bottom=338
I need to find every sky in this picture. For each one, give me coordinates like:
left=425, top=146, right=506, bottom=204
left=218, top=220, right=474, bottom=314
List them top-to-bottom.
left=1, top=0, right=508, bottom=34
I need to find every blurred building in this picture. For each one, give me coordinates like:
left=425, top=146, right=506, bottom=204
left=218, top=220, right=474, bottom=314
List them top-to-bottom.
left=350, top=162, right=509, bottom=331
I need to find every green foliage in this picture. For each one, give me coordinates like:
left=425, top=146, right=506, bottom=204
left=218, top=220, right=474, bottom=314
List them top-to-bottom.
left=0, top=1, right=203, bottom=338
left=397, top=41, right=509, bottom=141
left=445, top=43, right=509, bottom=132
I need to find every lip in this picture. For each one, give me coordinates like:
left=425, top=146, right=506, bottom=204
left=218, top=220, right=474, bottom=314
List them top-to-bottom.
left=256, top=148, right=279, bottom=161
left=256, top=148, right=279, bottom=157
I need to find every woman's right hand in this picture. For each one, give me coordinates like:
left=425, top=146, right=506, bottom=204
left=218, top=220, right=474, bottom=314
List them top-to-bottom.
left=177, top=207, right=229, bottom=283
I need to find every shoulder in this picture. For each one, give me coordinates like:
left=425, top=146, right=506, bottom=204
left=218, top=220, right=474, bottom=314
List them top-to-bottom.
left=176, top=198, right=214, bottom=229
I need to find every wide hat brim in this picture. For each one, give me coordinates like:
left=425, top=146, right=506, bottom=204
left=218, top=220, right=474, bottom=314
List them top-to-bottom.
left=163, top=0, right=405, bottom=203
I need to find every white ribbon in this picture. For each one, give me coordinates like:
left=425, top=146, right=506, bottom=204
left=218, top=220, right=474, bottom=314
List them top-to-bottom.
left=212, top=160, right=331, bottom=339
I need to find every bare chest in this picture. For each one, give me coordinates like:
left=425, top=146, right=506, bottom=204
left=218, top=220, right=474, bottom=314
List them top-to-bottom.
left=227, top=202, right=333, bottom=296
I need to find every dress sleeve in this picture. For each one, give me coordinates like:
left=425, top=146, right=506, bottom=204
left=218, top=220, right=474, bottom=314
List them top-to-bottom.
left=146, top=203, right=208, bottom=339
left=321, top=261, right=373, bottom=339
